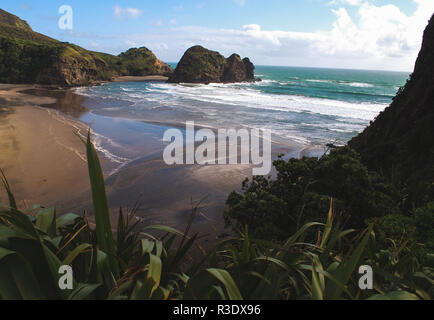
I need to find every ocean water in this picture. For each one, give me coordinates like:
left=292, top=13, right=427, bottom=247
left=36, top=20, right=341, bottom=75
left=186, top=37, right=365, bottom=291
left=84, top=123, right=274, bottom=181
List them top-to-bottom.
left=75, top=66, right=409, bottom=152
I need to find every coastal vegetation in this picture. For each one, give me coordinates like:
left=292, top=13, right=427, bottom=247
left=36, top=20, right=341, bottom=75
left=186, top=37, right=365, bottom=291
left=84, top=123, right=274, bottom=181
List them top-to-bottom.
left=0, top=9, right=432, bottom=301
left=0, top=9, right=259, bottom=87
left=222, top=13, right=434, bottom=300
left=223, top=14, right=434, bottom=300
left=0, top=134, right=432, bottom=300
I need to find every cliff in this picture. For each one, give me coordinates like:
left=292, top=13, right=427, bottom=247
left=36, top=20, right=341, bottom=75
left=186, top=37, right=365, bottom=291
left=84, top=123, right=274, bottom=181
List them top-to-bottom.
left=0, top=8, right=173, bottom=86
left=349, top=14, right=434, bottom=202
left=168, top=46, right=259, bottom=84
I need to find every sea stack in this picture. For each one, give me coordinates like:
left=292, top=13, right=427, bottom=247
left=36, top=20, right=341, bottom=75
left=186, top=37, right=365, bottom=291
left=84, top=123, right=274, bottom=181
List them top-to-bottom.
left=168, top=45, right=260, bottom=84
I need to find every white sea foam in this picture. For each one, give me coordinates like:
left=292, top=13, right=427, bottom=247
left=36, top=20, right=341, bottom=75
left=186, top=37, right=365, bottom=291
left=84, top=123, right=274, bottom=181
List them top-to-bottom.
left=74, top=79, right=390, bottom=148
left=306, top=79, right=333, bottom=83
left=306, top=79, right=375, bottom=88
left=144, top=82, right=387, bottom=121
left=341, top=82, right=375, bottom=88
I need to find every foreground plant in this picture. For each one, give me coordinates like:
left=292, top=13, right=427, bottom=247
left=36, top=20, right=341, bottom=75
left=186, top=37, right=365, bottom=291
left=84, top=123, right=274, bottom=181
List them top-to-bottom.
left=0, top=133, right=432, bottom=300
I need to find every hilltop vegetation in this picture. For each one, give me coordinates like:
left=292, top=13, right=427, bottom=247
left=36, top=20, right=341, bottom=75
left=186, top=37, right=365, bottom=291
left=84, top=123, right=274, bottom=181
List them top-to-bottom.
left=0, top=8, right=173, bottom=86
left=0, top=9, right=432, bottom=301
left=349, top=14, right=434, bottom=211
left=225, top=15, right=434, bottom=261
left=0, top=135, right=432, bottom=300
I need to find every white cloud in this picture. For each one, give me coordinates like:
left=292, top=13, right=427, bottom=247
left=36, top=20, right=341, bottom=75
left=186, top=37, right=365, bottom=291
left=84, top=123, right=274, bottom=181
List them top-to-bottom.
left=157, top=0, right=432, bottom=71
left=234, top=0, right=247, bottom=6
left=311, top=0, right=434, bottom=69
left=328, top=0, right=362, bottom=6
left=91, top=1, right=434, bottom=71
left=113, top=5, right=143, bottom=20
left=154, top=20, right=164, bottom=27
left=124, top=40, right=138, bottom=47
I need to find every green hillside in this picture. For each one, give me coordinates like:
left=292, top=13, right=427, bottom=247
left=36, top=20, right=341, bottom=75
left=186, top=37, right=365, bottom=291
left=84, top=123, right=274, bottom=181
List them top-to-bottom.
left=0, top=8, right=173, bottom=86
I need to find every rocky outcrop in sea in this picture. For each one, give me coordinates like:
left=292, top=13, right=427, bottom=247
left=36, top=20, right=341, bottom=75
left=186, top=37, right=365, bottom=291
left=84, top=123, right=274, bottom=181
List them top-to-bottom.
left=168, top=46, right=260, bottom=84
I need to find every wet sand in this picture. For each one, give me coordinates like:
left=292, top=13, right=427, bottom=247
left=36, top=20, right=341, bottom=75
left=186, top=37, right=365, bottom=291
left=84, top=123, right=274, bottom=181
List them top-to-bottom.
left=112, top=75, right=169, bottom=82
left=0, top=83, right=299, bottom=244
left=0, top=85, right=91, bottom=211
left=0, top=85, right=246, bottom=240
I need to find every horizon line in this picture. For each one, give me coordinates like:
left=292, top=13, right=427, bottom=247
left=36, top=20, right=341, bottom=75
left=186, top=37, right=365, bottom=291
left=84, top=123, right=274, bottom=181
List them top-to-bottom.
left=165, top=61, right=413, bottom=74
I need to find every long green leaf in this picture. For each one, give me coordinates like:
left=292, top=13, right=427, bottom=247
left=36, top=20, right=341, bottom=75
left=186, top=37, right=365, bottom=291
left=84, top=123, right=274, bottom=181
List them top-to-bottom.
left=86, top=131, right=119, bottom=279
left=0, top=168, right=17, bottom=210
left=320, top=198, right=334, bottom=248
left=36, top=208, right=57, bottom=238
left=0, top=209, right=38, bottom=239
left=56, top=213, right=81, bottom=228
left=284, top=222, right=323, bottom=248
left=327, top=223, right=374, bottom=299
left=0, top=226, right=33, bottom=241
left=141, top=239, right=155, bottom=255
left=62, top=243, right=93, bottom=265
left=0, top=247, right=15, bottom=261
left=0, top=250, right=43, bottom=299
left=148, top=254, right=163, bottom=294
left=311, top=263, right=324, bottom=300
left=207, top=268, right=243, bottom=300
left=130, top=278, right=155, bottom=300
left=68, top=283, right=101, bottom=300
left=368, top=291, right=420, bottom=300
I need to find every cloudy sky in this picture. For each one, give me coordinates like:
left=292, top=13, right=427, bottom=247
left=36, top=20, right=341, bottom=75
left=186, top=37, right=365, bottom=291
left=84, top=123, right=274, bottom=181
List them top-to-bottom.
left=2, top=0, right=434, bottom=71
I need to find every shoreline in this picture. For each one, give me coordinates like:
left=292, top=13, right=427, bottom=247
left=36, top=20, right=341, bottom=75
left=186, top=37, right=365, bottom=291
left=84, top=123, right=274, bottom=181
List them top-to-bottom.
left=86, top=75, right=170, bottom=87
left=111, top=75, right=169, bottom=83
left=0, top=80, right=307, bottom=244
left=0, top=84, right=92, bottom=211
left=0, top=84, right=243, bottom=241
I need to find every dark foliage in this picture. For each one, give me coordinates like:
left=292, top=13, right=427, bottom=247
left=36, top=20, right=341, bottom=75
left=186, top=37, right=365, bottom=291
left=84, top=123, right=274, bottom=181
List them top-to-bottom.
left=225, top=147, right=401, bottom=240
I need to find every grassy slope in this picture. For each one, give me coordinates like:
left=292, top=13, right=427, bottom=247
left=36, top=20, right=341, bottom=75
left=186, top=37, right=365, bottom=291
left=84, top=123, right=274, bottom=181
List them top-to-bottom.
left=0, top=8, right=172, bottom=86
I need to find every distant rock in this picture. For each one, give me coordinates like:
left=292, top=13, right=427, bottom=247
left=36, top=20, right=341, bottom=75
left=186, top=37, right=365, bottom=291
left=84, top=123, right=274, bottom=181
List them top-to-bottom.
left=168, top=46, right=260, bottom=84
left=119, top=47, right=173, bottom=77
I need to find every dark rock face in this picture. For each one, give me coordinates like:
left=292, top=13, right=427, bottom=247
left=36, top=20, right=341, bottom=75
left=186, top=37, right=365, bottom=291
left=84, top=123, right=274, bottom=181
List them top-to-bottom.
left=349, top=14, right=434, bottom=193
left=168, top=46, right=259, bottom=84
left=168, top=46, right=227, bottom=83
left=223, top=54, right=248, bottom=82
left=243, top=57, right=255, bottom=80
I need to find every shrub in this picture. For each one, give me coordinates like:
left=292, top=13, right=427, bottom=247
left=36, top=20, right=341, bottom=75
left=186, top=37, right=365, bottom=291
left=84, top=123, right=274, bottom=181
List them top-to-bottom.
left=225, top=147, right=400, bottom=240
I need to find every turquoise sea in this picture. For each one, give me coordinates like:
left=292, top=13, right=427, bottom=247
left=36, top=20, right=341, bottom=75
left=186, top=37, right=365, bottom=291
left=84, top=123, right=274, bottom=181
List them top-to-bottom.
left=75, top=66, right=409, bottom=164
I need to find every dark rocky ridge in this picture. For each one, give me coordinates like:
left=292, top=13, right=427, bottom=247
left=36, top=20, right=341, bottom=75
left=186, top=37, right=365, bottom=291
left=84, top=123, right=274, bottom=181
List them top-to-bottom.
left=0, top=8, right=173, bottom=87
left=349, top=14, right=434, bottom=202
left=168, top=46, right=260, bottom=84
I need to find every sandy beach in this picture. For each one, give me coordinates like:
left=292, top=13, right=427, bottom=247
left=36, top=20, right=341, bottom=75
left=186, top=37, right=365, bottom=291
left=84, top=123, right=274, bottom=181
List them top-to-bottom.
left=0, top=83, right=286, bottom=242
left=0, top=85, right=91, bottom=211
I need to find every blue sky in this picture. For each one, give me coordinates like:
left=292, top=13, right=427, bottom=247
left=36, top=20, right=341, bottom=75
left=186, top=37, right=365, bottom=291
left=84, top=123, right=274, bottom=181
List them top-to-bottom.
left=1, top=0, right=433, bottom=71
